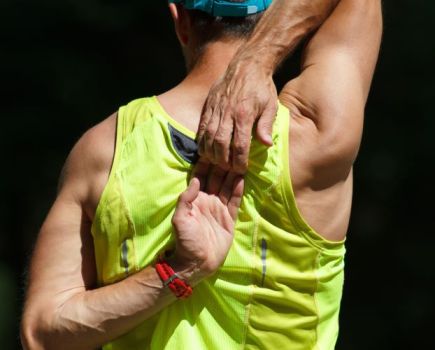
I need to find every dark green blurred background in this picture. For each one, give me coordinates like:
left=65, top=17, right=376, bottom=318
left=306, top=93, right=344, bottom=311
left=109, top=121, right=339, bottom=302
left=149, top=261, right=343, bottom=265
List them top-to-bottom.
left=1, top=1, right=434, bottom=349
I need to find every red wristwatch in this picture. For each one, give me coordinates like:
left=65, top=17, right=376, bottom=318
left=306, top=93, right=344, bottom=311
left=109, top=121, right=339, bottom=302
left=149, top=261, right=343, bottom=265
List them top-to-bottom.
left=155, top=257, right=193, bottom=299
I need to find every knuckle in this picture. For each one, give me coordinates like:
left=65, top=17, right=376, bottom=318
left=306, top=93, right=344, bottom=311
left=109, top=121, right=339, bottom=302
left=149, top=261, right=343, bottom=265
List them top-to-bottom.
left=235, top=105, right=248, bottom=119
left=258, top=119, right=273, bottom=130
left=198, top=122, right=207, bottom=133
left=205, top=125, right=216, bottom=139
left=236, top=127, right=249, bottom=138
left=214, top=134, right=227, bottom=147
left=233, top=140, right=248, bottom=155
left=233, top=144, right=247, bottom=156
left=215, top=145, right=226, bottom=157
left=204, top=147, right=215, bottom=161
left=209, top=157, right=219, bottom=165
left=218, top=160, right=231, bottom=171
left=233, top=161, right=248, bottom=174
left=213, top=166, right=227, bottom=177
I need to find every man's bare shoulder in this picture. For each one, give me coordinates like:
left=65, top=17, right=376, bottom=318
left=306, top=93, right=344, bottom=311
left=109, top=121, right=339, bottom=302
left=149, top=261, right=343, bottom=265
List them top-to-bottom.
left=279, top=72, right=364, bottom=175
left=58, top=112, right=117, bottom=218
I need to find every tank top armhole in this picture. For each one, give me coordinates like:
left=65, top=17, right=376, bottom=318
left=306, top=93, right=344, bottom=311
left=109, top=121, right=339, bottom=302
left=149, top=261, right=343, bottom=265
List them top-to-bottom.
left=278, top=103, right=345, bottom=254
left=91, top=108, right=125, bottom=236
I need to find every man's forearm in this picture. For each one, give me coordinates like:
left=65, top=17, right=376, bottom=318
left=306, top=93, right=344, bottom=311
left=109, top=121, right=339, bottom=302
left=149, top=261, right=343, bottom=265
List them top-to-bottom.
left=196, top=0, right=341, bottom=170
left=238, top=0, right=339, bottom=74
left=22, top=261, right=196, bottom=350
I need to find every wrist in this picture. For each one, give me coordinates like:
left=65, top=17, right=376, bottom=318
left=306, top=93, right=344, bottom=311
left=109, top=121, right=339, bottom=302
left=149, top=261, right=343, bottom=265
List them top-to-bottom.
left=233, top=32, right=286, bottom=75
left=227, top=52, right=274, bottom=82
left=165, top=256, right=205, bottom=287
left=155, top=259, right=193, bottom=299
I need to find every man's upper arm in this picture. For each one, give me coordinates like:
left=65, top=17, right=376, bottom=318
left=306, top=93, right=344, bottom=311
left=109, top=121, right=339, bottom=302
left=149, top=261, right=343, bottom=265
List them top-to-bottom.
left=279, top=0, right=382, bottom=165
left=24, top=115, right=116, bottom=329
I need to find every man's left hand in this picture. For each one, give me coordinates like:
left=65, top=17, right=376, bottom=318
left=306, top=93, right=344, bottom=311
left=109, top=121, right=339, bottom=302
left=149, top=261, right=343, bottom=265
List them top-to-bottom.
left=197, top=59, right=278, bottom=174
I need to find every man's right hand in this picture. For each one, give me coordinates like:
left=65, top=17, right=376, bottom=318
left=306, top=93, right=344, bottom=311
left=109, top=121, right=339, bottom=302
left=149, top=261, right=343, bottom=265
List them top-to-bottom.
left=171, top=170, right=244, bottom=284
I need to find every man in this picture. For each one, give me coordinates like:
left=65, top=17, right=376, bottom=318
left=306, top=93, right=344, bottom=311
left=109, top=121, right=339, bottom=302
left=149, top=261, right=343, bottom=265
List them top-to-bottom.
left=21, top=0, right=382, bottom=349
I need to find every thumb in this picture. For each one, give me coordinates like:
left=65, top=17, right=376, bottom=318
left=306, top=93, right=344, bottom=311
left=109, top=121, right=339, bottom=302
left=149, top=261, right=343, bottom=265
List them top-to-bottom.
left=256, top=101, right=277, bottom=146
left=178, top=178, right=200, bottom=209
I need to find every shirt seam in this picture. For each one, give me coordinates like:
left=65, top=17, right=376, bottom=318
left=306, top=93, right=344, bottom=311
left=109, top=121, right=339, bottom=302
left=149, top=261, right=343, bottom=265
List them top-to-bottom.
left=240, top=213, right=260, bottom=350
left=313, top=251, right=322, bottom=350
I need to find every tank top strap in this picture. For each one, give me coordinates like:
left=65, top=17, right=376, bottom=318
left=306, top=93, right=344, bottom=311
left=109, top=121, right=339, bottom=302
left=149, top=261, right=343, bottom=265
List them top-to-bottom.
left=117, top=97, right=154, bottom=141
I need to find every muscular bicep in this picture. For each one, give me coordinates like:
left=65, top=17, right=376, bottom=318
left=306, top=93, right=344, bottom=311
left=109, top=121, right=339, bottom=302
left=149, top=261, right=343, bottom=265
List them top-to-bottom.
left=279, top=0, right=382, bottom=164
left=296, top=0, right=383, bottom=101
left=282, top=57, right=365, bottom=164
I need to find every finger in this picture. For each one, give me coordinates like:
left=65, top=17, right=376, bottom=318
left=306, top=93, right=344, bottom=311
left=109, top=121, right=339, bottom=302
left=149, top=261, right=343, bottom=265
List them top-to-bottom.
left=198, top=86, right=221, bottom=156
left=255, top=100, right=277, bottom=146
left=197, top=102, right=214, bottom=156
left=202, top=104, right=223, bottom=164
left=213, top=110, right=233, bottom=170
left=232, top=112, right=254, bottom=174
left=191, top=160, right=210, bottom=191
left=206, top=165, right=228, bottom=196
left=218, top=171, right=237, bottom=205
left=227, top=177, right=245, bottom=221
left=177, top=178, right=200, bottom=211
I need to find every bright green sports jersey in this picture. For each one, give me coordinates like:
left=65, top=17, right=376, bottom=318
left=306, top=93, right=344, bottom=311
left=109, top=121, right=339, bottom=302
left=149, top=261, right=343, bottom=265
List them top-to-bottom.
left=91, top=96, right=346, bottom=350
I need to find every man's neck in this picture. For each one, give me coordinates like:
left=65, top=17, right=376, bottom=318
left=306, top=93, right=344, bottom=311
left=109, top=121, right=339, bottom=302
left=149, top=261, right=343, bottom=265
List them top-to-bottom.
left=157, top=40, right=242, bottom=134
left=182, top=40, right=242, bottom=93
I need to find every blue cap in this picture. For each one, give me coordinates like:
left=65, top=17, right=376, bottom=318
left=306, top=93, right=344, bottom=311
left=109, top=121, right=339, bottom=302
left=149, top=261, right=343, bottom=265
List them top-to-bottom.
left=169, top=0, right=272, bottom=17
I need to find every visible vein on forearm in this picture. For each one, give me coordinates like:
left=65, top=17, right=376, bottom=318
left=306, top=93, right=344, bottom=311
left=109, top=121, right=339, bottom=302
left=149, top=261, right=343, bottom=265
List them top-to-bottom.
left=240, top=0, right=339, bottom=72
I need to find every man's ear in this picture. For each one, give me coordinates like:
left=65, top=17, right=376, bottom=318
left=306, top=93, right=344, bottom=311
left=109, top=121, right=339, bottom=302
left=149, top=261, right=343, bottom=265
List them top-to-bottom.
left=169, top=3, right=190, bottom=46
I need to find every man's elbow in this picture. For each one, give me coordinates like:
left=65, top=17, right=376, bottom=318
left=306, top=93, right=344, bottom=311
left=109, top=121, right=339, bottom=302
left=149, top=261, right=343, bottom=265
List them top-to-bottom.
left=21, top=306, right=59, bottom=350
left=21, top=314, right=44, bottom=350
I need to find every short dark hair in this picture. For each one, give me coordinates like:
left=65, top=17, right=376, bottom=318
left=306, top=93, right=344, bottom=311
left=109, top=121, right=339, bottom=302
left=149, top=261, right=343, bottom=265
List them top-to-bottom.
left=187, top=8, right=263, bottom=47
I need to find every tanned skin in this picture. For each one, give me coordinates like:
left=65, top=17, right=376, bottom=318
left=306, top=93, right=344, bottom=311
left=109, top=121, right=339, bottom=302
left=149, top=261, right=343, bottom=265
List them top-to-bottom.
left=198, top=0, right=341, bottom=173
left=21, top=1, right=382, bottom=349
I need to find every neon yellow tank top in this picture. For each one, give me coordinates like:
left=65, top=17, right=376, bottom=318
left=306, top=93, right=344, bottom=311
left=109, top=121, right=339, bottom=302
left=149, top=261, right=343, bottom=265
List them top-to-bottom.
left=91, top=96, right=346, bottom=350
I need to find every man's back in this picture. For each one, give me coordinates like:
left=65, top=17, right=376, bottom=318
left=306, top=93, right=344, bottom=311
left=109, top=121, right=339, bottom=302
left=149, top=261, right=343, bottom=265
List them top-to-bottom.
left=84, top=0, right=382, bottom=344
left=21, top=1, right=382, bottom=349
left=158, top=79, right=353, bottom=243
left=90, top=96, right=345, bottom=349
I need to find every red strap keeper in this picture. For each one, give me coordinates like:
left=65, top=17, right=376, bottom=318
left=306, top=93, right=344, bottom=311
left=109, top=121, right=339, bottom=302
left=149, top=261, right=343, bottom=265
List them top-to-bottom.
left=155, top=258, right=193, bottom=299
